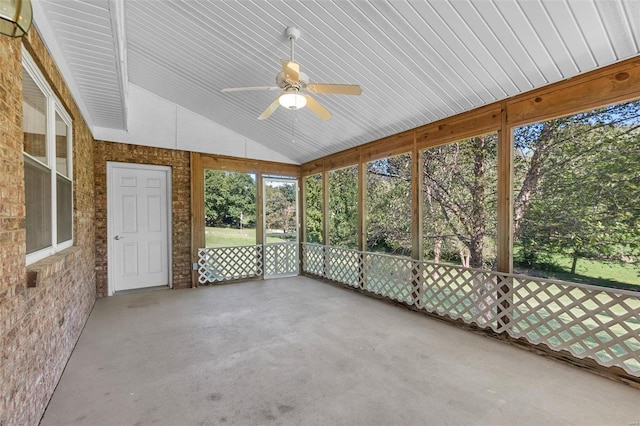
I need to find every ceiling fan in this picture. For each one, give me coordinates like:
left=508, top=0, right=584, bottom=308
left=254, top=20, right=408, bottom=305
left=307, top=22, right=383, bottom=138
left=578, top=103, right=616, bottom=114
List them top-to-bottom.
left=221, top=27, right=362, bottom=121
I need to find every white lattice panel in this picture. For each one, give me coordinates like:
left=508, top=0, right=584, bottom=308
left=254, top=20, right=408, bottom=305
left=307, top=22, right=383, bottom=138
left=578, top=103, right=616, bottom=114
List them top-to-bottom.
left=264, top=243, right=298, bottom=277
left=301, top=243, right=640, bottom=376
left=302, top=243, right=325, bottom=276
left=197, top=246, right=263, bottom=284
left=326, top=247, right=361, bottom=288
left=364, top=253, right=415, bottom=304
left=419, top=263, right=508, bottom=331
left=510, top=277, right=640, bottom=375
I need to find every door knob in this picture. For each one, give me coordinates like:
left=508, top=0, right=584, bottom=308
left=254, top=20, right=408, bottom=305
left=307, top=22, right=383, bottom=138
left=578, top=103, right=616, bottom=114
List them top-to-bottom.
left=114, top=235, right=124, bottom=240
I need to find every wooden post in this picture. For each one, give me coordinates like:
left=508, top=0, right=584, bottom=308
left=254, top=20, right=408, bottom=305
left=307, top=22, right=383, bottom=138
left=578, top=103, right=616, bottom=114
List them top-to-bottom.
left=497, top=104, right=514, bottom=329
left=411, top=133, right=424, bottom=304
left=190, top=152, right=204, bottom=288
left=358, top=155, right=366, bottom=289
left=322, top=168, right=330, bottom=278
left=256, top=173, right=264, bottom=279
left=299, top=175, right=305, bottom=274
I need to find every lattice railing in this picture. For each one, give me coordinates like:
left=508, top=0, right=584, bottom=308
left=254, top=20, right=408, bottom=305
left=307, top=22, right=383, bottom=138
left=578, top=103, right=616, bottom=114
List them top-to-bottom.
left=264, top=243, right=298, bottom=277
left=301, top=243, right=640, bottom=376
left=301, top=243, right=324, bottom=276
left=197, top=246, right=263, bottom=284
left=326, top=246, right=361, bottom=288
left=363, top=252, right=415, bottom=304
left=419, top=263, right=511, bottom=332
left=509, top=276, right=640, bottom=374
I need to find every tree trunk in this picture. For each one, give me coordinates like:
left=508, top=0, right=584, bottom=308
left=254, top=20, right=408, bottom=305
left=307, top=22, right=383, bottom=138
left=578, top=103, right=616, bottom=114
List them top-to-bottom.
left=513, top=121, right=558, bottom=239
left=469, top=136, right=485, bottom=268
left=433, top=238, right=442, bottom=263
left=460, top=247, right=470, bottom=268
left=571, top=253, right=579, bottom=274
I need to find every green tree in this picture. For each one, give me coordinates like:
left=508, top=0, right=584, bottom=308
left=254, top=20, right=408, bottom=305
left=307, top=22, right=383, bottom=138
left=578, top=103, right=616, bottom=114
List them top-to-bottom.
left=515, top=101, right=640, bottom=273
left=422, top=134, right=498, bottom=268
left=366, top=154, right=412, bottom=255
left=329, top=166, right=358, bottom=249
left=204, top=170, right=256, bottom=228
left=304, top=174, right=323, bottom=243
left=265, top=183, right=296, bottom=235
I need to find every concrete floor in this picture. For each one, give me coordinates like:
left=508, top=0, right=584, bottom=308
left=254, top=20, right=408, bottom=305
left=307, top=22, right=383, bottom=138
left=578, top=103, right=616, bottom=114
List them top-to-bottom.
left=41, top=277, right=639, bottom=426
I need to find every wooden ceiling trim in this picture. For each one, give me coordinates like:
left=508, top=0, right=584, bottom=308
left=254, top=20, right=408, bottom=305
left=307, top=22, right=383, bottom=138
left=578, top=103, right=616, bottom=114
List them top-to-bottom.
left=301, top=55, right=640, bottom=176
left=507, top=56, right=640, bottom=127
left=415, top=104, right=502, bottom=151
left=360, top=131, right=415, bottom=164
left=325, top=148, right=360, bottom=172
left=199, top=153, right=301, bottom=177
left=300, top=160, right=324, bottom=177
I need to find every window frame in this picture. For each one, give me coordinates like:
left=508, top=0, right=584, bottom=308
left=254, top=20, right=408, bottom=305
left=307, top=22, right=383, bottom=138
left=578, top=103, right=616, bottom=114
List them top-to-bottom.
left=23, top=47, right=73, bottom=265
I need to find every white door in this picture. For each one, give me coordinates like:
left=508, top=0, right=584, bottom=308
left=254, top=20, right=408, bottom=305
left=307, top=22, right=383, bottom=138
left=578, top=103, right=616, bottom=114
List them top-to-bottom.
left=108, top=163, right=171, bottom=294
left=263, top=177, right=299, bottom=278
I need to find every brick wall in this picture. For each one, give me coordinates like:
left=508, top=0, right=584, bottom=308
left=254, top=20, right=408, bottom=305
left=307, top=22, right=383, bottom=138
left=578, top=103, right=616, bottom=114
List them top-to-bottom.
left=0, top=30, right=96, bottom=426
left=94, top=141, right=192, bottom=297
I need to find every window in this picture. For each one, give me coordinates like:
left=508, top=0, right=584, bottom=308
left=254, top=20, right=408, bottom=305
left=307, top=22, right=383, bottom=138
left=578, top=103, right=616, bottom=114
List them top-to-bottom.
left=23, top=49, right=73, bottom=264
left=513, top=100, right=640, bottom=289
left=421, top=133, right=498, bottom=269
left=366, top=153, right=412, bottom=256
left=328, top=165, right=358, bottom=249
left=204, top=170, right=257, bottom=247
left=304, top=174, right=323, bottom=243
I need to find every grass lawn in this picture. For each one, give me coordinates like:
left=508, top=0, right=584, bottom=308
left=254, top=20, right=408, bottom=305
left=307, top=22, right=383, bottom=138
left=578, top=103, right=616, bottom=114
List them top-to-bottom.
left=205, top=227, right=288, bottom=247
left=514, top=251, right=639, bottom=290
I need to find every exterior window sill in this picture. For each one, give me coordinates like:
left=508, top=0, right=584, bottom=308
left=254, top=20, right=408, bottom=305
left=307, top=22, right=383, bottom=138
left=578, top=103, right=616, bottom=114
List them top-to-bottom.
left=26, top=246, right=81, bottom=288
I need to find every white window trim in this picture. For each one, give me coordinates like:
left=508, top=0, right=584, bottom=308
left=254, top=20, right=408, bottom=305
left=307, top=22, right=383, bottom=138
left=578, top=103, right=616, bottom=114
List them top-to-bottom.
left=23, top=47, right=73, bottom=265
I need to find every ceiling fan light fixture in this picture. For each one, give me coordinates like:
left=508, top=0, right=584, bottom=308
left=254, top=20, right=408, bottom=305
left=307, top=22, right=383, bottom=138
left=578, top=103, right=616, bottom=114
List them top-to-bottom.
left=0, top=0, right=32, bottom=37
left=279, top=91, right=306, bottom=110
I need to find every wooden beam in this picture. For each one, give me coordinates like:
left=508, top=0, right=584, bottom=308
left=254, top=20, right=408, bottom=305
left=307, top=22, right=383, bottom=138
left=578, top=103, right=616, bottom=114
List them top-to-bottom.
left=302, top=57, right=640, bottom=175
left=507, top=57, right=640, bottom=127
left=496, top=104, right=513, bottom=273
left=496, top=104, right=513, bottom=329
left=415, top=105, right=502, bottom=151
left=361, top=131, right=415, bottom=163
left=411, top=134, right=423, bottom=261
left=325, top=148, right=360, bottom=172
left=190, top=152, right=204, bottom=287
left=358, top=153, right=366, bottom=252
left=200, top=154, right=301, bottom=176
left=301, top=159, right=324, bottom=176
left=322, top=169, right=330, bottom=278
left=256, top=173, right=264, bottom=247
left=300, top=175, right=307, bottom=244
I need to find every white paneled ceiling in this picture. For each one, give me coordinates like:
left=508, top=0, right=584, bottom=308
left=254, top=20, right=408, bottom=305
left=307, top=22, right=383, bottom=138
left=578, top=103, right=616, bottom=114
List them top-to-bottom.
left=34, top=0, right=640, bottom=164
left=35, top=0, right=126, bottom=129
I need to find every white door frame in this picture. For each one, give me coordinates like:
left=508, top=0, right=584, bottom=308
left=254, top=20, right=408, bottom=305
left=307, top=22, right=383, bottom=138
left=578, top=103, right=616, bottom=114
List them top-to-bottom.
left=107, top=162, right=173, bottom=295
left=263, top=176, right=300, bottom=278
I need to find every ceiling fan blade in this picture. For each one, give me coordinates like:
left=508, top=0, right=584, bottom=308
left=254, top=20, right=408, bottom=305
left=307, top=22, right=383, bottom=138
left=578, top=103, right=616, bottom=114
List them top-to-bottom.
left=282, top=60, right=300, bottom=82
left=306, top=84, right=362, bottom=95
left=221, top=86, right=279, bottom=92
left=304, top=95, right=331, bottom=120
left=258, top=96, right=281, bottom=120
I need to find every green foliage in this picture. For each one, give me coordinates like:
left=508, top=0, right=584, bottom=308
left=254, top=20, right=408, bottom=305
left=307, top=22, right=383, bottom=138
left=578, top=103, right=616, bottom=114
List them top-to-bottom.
left=515, top=100, right=640, bottom=278
left=422, top=134, right=498, bottom=268
left=366, top=154, right=412, bottom=256
left=329, top=166, right=358, bottom=249
left=204, top=170, right=256, bottom=228
left=304, top=174, right=323, bottom=243
left=264, top=181, right=297, bottom=236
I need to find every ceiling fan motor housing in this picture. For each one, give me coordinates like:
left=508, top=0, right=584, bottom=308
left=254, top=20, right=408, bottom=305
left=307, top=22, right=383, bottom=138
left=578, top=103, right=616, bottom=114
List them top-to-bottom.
left=277, top=71, right=309, bottom=88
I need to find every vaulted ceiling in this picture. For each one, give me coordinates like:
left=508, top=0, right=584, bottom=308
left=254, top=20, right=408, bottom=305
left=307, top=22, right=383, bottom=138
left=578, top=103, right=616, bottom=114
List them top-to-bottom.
left=34, top=0, right=640, bottom=164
